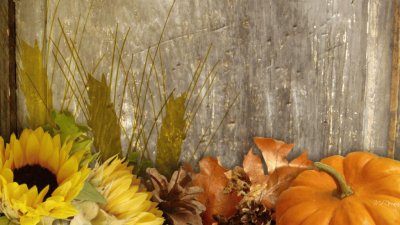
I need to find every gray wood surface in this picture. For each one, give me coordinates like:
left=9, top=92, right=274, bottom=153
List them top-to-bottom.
left=12, top=0, right=399, bottom=167
left=391, top=1, right=400, bottom=160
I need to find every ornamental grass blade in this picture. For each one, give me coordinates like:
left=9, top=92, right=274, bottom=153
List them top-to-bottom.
left=18, top=40, right=53, bottom=128
left=87, top=74, right=122, bottom=161
left=155, top=93, right=187, bottom=178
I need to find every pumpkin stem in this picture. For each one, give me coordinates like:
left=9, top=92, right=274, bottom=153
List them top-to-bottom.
left=314, top=162, right=353, bottom=199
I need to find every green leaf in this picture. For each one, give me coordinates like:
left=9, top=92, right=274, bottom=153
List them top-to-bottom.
left=18, top=40, right=53, bottom=128
left=87, top=74, right=122, bottom=161
left=155, top=93, right=187, bottom=178
left=50, top=111, right=94, bottom=166
left=52, top=111, right=83, bottom=142
left=71, top=139, right=93, bottom=154
left=127, top=151, right=140, bottom=164
left=81, top=152, right=100, bottom=167
left=128, top=152, right=153, bottom=175
left=137, top=160, right=153, bottom=175
left=76, top=181, right=107, bottom=204
left=0, top=216, right=13, bottom=225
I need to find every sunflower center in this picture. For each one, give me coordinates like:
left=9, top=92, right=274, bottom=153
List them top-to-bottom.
left=13, top=165, right=58, bottom=200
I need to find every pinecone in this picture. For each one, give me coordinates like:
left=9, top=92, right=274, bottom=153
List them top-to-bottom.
left=224, top=166, right=251, bottom=196
left=147, top=167, right=205, bottom=225
left=214, top=200, right=274, bottom=225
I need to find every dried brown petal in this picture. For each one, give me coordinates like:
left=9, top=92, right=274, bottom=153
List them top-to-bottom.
left=192, top=157, right=242, bottom=225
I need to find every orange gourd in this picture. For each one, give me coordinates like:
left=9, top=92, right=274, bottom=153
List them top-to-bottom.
left=276, top=152, right=400, bottom=225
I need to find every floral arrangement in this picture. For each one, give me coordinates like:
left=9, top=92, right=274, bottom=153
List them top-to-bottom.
left=4, top=1, right=400, bottom=224
left=1, top=115, right=400, bottom=225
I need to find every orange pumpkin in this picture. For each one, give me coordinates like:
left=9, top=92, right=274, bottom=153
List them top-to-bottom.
left=276, top=152, right=400, bottom=225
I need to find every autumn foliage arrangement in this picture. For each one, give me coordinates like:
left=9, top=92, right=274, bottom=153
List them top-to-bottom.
left=11, top=0, right=400, bottom=223
left=1, top=115, right=400, bottom=225
left=143, top=136, right=400, bottom=225
left=188, top=137, right=314, bottom=225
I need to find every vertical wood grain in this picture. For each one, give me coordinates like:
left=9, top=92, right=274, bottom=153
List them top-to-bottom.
left=0, top=0, right=16, bottom=141
left=8, top=0, right=16, bottom=139
left=14, top=0, right=397, bottom=165
left=14, top=0, right=47, bottom=128
left=363, top=0, right=394, bottom=155
left=388, top=0, right=399, bottom=158
left=0, top=1, right=9, bottom=139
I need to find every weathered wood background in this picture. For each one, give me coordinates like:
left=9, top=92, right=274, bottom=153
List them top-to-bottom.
left=0, top=0, right=16, bottom=142
left=2, top=0, right=400, bottom=167
left=0, top=1, right=8, bottom=138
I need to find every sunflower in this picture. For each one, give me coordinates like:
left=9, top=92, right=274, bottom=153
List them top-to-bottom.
left=0, top=127, right=90, bottom=225
left=72, top=157, right=164, bottom=225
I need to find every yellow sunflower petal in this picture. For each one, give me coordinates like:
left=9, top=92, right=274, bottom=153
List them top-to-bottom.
left=33, top=127, right=45, bottom=142
left=0, top=129, right=90, bottom=224
left=18, top=129, right=31, bottom=150
left=38, top=133, right=53, bottom=168
left=25, top=134, right=40, bottom=165
left=52, top=134, right=61, bottom=151
left=7, top=135, right=18, bottom=167
left=0, top=136, right=5, bottom=163
left=12, top=140, right=25, bottom=169
left=59, top=141, right=73, bottom=165
left=47, top=145, right=60, bottom=174
left=71, top=148, right=87, bottom=163
left=57, top=156, right=79, bottom=184
left=89, top=158, right=164, bottom=225
left=1, top=168, right=13, bottom=183
left=63, top=169, right=90, bottom=201
left=102, top=169, right=131, bottom=186
left=106, top=176, right=136, bottom=200
left=52, top=181, right=72, bottom=200
left=10, top=183, right=29, bottom=200
left=34, top=185, right=49, bottom=206
left=22, top=186, right=39, bottom=207
left=105, top=190, right=140, bottom=214
left=117, top=200, right=151, bottom=219
left=43, top=201, right=78, bottom=218
left=129, top=212, right=165, bottom=225
left=19, top=214, right=40, bottom=225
